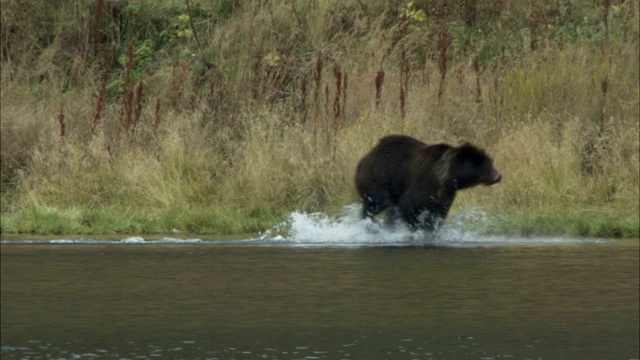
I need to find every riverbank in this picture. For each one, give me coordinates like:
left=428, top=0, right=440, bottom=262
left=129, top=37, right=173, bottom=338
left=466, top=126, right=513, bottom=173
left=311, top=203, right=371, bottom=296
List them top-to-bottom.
left=1, top=1, right=638, bottom=238
left=1, top=202, right=638, bottom=239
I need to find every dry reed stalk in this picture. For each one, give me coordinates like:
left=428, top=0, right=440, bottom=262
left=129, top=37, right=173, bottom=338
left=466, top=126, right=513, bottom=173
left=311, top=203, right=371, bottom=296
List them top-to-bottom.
left=92, top=0, right=104, bottom=57
left=600, top=0, right=612, bottom=126
left=604, top=0, right=611, bottom=46
left=529, top=3, right=542, bottom=51
left=437, top=28, right=450, bottom=100
left=120, top=41, right=136, bottom=142
left=92, top=47, right=110, bottom=136
left=399, top=48, right=409, bottom=130
left=251, top=50, right=262, bottom=99
left=71, top=51, right=82, bottom=85
left=473, top=54, right=482, bottom=102
left=313, top=55, right=323, bottom=121
left=170, top=60, right=192, bottom=108
left=454, top=63, right=466, bottom=85
left=331, top=65, right=344, bottom=159
left=333, top=65, right=342, bottom=122
left=375, top=68, right=384, bottom=108
left=341, top=71, right=348, bottom=119
left=300, top=77, right=308, bottom=124
left=492, top=77, right=500, bottom=121
left=132, top=79, right=145, bottom=139
left=324, top=83, right=330, bottom=120
left=153, top=98, right=161, bottom=133
left=57, top=109, right=65, bottom=137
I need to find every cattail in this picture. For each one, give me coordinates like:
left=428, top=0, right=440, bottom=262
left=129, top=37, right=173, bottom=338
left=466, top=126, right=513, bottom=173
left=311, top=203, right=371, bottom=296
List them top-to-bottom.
left=92, top=0, right=104, bottom=56
left=601, top=0, right=612, bottom=125
left=603, top=0, right=611, bottom=45
left=529, top=4, right=541, bottom=51
left=437, top=28, right=450, bottom=100
left=122, top=41, right=136, bottom=133
left=92, top=46, right=110, bottom=136
left=399, top=48, right=409, bottom=126
left=473, top=54, right=482, bottom=102
left=314, top=55, right=323, bottom=121
left=315, top=56, right=323, bottom=89
left=170, top=60, right=192, bottom=108
left=333, top=65, right=342, bottom=121
left=375, top=69, right=385, bottom=108
left=341, top=71, right=348, bottom=119
left=300, top=77, right=308, bottom=124
left=132, top=79, right=145, bottom=138
left=324, top=83, right=330, bottom=118
left=324, top=83, right=330, bottom=147
left=400, top=85, right=406, bottom=125
left=123, top=90, right=133, bottom=134
left=153, top=98, right=161, bottom=133
left=57, top=109, right=65, bottom=137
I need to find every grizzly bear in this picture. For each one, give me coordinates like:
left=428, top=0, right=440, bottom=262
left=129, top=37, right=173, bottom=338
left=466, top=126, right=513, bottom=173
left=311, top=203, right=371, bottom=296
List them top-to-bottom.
left=355, top=134, right=501, bottom=232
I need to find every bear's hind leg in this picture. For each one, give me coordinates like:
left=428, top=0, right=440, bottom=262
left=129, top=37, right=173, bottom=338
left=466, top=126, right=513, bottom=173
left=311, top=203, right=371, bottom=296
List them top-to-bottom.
left=384, top=207, right=402, bottom=229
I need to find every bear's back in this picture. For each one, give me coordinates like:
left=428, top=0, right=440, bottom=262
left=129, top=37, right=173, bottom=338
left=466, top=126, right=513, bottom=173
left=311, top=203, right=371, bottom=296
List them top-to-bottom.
left=376, top=135, right=426, bottom=152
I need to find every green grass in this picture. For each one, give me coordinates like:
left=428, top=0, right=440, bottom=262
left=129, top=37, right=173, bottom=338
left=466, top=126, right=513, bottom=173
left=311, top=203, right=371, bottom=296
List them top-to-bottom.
left=2, top=204, right=636, bottom=239
left=0, top=205, right=286, bottom=236
left=476, top=212, right=640, bottom=239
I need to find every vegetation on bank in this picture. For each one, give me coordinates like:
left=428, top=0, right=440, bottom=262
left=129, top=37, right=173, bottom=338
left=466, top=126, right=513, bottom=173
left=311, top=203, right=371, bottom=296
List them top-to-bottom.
left=1, top=0, right=638, bottom=237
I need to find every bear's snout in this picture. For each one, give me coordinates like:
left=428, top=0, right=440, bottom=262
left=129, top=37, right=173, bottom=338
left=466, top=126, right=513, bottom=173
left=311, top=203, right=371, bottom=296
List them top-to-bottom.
left=486, top=170, right=501, bottom=185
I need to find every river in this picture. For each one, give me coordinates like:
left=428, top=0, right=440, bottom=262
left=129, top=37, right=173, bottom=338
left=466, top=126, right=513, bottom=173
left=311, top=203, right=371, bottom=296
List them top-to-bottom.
left=1, top=212, right=638, bottom=359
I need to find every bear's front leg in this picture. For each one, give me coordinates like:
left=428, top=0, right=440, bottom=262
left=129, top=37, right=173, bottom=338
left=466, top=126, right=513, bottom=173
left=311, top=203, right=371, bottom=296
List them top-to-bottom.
left=361, top=197, right=387, bottom=221
left=419, top=201, right=452, bottom=232
left=397, top=205, right=425, bottom=231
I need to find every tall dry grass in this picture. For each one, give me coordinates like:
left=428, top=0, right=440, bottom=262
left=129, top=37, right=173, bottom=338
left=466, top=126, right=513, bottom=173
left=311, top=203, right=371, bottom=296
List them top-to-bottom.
left=1, top=0, right=638, bottom=236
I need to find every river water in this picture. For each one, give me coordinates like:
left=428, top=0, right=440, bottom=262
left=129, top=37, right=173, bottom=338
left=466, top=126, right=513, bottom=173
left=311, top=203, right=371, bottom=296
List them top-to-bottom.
left=1, top=210, right=638, bottom=360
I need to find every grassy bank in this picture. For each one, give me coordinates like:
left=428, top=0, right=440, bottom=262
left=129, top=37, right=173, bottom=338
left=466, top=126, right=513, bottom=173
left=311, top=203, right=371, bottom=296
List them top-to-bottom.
left=1, top=1, right=638, bottom=237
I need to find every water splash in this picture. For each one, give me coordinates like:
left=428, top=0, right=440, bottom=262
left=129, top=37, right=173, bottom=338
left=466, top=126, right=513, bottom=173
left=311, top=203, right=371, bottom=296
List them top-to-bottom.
left=257, top=204, right=603, bottom=247
left=258, top=204, right=492, bottom=247
left=259, top=204, right=429, bottom=246
left=2, top=237, right=207, bottom=245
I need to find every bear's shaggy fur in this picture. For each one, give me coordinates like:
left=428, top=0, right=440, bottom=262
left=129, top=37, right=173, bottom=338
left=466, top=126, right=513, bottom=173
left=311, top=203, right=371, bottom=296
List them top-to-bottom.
left=355, top=134, right=501, bottom=231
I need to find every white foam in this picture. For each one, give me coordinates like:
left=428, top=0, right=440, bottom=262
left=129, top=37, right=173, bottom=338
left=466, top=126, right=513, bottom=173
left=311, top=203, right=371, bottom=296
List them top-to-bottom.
left=257, top=204, right=603, bottom=247
left=257, top=204, right=458, bottom=247
left=119, top=236, right=146, bottom=243
left=2, top=237, right=206, bottom=245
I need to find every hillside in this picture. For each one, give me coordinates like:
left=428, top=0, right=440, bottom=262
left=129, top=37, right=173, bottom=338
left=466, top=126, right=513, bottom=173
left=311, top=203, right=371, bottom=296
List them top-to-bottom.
left=1, top=0, right=638, bottom=236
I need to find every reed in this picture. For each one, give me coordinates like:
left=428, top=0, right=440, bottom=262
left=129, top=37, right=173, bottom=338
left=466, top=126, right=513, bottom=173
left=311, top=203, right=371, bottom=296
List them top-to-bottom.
left=437, top=26, right=451, bottom=100
left=92, top=47, right=110, bottom=136
left=375, top=68, right=384, bottom=108
left=57, top=109, right=65, bottom=138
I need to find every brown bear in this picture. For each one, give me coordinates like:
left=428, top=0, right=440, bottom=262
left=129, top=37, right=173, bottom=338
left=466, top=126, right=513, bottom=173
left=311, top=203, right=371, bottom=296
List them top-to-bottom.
left=355, top=134, right=501, bottom=231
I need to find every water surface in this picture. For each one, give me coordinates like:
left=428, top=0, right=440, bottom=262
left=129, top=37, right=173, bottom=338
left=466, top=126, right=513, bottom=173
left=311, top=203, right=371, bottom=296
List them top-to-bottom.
left=1, top=210, right=638, bottom=359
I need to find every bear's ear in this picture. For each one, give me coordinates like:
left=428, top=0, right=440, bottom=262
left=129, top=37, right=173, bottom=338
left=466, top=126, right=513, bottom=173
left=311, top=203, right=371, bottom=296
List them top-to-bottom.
left=459, top=142, right=475, bottom=149
left=455, top=143, right=486, bottom=166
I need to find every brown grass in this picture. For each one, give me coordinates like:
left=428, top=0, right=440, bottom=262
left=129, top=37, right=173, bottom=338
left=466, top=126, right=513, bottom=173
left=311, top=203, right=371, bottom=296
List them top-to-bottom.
left=0, top=0, right=638, bottom=236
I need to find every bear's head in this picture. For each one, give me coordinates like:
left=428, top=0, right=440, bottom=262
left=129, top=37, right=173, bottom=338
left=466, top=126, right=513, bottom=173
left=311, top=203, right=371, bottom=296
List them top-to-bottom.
left=450, top=143, right=501, bottom=190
